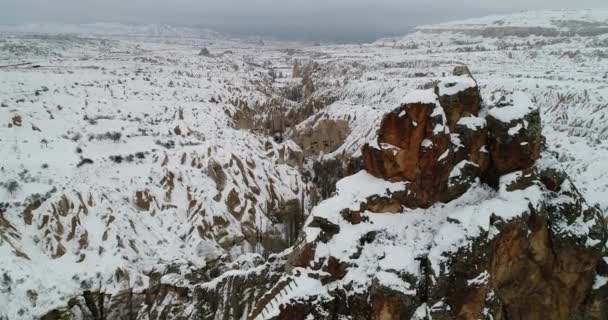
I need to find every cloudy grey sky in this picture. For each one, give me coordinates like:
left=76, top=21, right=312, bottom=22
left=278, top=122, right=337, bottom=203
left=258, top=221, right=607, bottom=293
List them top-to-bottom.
left=1, top=0, right=606, bottom=42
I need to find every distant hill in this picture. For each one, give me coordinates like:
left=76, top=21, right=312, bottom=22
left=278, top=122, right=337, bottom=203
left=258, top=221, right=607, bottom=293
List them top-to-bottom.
left=415, top=8, right=608, bottom=37
left=0, top=22, right=228, bottom=39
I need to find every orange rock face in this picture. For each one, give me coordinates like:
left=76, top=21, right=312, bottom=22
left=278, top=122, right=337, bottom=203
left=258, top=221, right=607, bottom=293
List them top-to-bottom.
left=362, top=78, right=485, bottom=208
left=362, top=79, right=546, bottom=208
left=437, top=85, right=482, bottom=132
left=363, top=102, right=450, bottom=182
left=487, top=212, right=601, bottom=320
left=372, top=295, right=403, bottom=320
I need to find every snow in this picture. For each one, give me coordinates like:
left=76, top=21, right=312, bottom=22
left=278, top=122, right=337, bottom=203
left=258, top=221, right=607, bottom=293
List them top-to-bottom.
left=269, top=9, right=608, bottom=313
left=415, top=9, right=608, bottom=31
left=0, top=30, right=307, bottom=319
left=437, top=76, right=477, bottom=96
left=401, top=89, right=439, bottom=105
left=488, top=91, right=538, bottom=123
left=429, top=109, right=448, bottom=136
left=457, top=116, right=486, bottom=130
left=508, top=123, right=523, bottom=135
left=421, top=139, right=433, bottom=148
left=438, top=149, right=450, bottom=161
left=449, top=160, right=477, bottom=179
left=305, top=170, right=407, bottom=243
left=335, top=171, right=407, bottom=200
left=292, top=174, right=546, bottom=306
left=255, top=271, right=329, bottom=320
left=376, top=271, right=416, bottom=295
left=467, top=271, right=490, bottom=286
left=594, top=275, right=608, bottom=290
left=411, top=303, right=431, bottom=319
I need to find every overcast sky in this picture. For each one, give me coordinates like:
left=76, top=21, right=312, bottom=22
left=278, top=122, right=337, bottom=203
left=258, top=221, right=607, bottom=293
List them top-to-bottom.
left=1, top=0, right=606, bottom=42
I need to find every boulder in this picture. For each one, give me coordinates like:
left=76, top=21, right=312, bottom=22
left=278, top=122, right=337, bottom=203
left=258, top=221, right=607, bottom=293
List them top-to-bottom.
left=362, top=76, right=485, bottom=208
left=435, top=76, right=481, bottom=132
left=486, top=91, right=542, bottom=178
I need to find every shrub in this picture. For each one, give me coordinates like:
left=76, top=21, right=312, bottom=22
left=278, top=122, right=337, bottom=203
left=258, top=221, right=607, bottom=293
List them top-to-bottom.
left=4, top=180, right=19, bottom=195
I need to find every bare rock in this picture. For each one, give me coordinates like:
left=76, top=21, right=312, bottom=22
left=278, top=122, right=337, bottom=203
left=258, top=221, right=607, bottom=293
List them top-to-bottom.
left=436, top=76, right=481, bottom=132
left=363, top=77, right=485, bottom=208
left=292, top=118, right=351, bottom=157
left=208, top=159, right=226, bottom=192
left=134, top=190, right=153, bottom=211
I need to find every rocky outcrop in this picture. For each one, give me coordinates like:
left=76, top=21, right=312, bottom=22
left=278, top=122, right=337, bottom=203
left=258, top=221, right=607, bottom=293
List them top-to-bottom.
left=260, top=73, right=607, bottom=320
left=361, top=74, right=545, bottom=209
left=362, top=75, right=487, bottom=208
left=485, top=91, right=542, bottom=183
left=231, top=93, right=334, bottom=140
left=292, top=119, right=351, bottom=157
left=4, top=132, right=307, bottom=319
left=424, top=168, right=606, bottom=320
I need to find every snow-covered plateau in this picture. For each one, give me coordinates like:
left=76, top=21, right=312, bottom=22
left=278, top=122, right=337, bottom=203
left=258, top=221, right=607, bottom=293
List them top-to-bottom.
left=1, top=9, right=608, bottom=320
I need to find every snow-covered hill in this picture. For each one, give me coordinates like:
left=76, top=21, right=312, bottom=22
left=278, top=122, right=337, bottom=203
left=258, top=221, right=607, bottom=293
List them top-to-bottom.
left=416, top=8, right=608, bottom=35
left=0, top=22, right=227, bottom=40
left=0, top=31, right=309, bottom=319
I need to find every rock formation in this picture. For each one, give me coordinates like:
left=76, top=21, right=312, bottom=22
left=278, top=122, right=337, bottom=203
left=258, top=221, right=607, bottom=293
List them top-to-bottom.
left=255, top=72, right=607, bottom=320
left=38, top=73, right=607, bottom=320
left=361, top=75, right=490, bottom=208
left=39, top=252, right=288, bottom=320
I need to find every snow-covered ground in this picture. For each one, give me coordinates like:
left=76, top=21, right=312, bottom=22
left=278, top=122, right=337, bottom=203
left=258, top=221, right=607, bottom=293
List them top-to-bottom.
left=1, top=9, right=608, bottom=319
left=0, top=31, right=308, bottom=319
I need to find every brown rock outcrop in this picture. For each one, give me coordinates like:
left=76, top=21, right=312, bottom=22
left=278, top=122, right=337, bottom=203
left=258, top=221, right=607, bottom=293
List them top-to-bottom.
left=267, top=75, right=606, bottom=320
left=362, top=76, right=486, bottom=208
left=362, top=78, right=544, bottom=208
left=436, top=78, right=481, bottom=132
left=486, top=91, right=542, bottom=180
left=429, top=169, right=606, bottom=320
left=134, top=189, right=154, bottom=211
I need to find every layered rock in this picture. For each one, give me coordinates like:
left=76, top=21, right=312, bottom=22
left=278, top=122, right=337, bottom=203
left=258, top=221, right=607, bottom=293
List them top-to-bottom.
left=1, top=130, right=308, bottom=319
left=424, top=167, right=606, bottom=320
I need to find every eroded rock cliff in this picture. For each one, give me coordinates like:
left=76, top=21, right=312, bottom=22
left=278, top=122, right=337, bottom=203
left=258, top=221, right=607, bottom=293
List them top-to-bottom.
left=254, top=71, right=607, bottom=320
left=39, top=72, right=607, bottom=320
